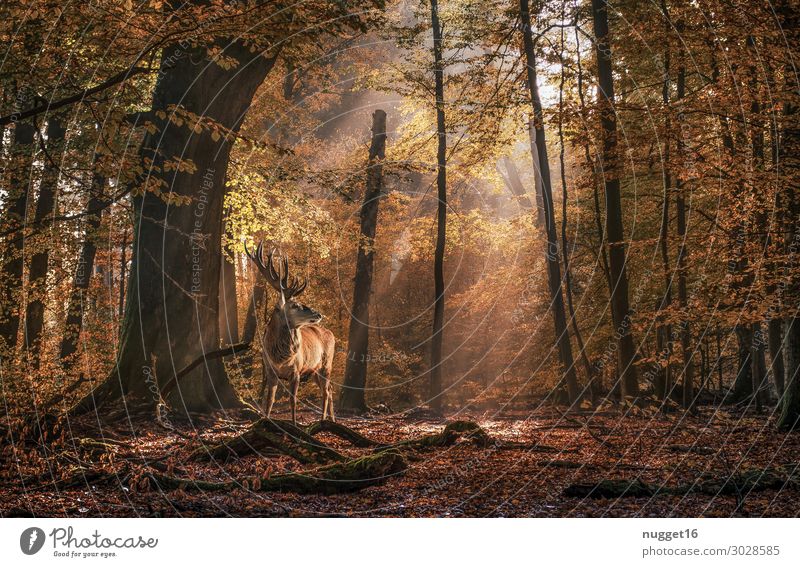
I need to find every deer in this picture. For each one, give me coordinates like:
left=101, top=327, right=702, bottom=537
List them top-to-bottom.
left=245, top=241, right=336, bottom=424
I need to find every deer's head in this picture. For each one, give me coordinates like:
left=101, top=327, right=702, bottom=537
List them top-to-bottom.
left=245, top=241, right=322, bottom=329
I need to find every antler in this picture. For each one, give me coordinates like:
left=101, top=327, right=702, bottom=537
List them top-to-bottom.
left=244, top=241, right=307, bottom=300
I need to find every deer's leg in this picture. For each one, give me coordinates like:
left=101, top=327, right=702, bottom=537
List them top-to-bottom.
left=262, top=373, right=278, bottom=418
left=290, top=375, right=300, bottom=425
left=327, top=382, right=336, bottom=423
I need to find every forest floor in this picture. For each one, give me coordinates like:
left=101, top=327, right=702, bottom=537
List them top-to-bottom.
left=2, top=403, right=800, bottom=517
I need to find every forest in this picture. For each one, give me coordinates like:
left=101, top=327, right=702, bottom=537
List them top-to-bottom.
left=0, top=0, right=799, bottom=518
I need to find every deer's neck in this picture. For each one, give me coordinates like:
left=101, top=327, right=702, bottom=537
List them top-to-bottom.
left=265, top=314, right=300, bottom=364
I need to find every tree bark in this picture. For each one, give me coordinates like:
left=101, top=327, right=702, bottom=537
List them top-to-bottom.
left=429, top=0, right=447, bottom=413
left=591, top=0, right=639, bottom=397
left=72, top=42, right=278, bottom=414
left=340, top=110, right=386, bottom=413
left=24, top=118, right=66, bottom=366
left=59, top=174, right=108, bottom=366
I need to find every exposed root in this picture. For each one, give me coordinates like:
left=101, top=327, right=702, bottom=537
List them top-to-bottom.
left=191, top=419, right=346, bottom=464
left=305, top=420, right=378, bottom=448
left=145, top=450, right=407, bottom=495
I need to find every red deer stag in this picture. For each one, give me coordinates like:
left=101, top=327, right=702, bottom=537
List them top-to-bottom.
left=245, top=242, right=336, bottom=424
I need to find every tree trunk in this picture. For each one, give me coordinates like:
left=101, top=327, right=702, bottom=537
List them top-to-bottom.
left=429, top=0, right=447, bottom=413
left=591, top=0, right=639, bottom=397
left=657, top=2, right=673, bottom=403
left=555, top=15, right=590, bottom=399
left=73, top=42, right=277, bottom=414
left=674, top=45, right=695, bottom=409
left=340, top=110, right=387, bottom=413
left=0, top=118, right=36, bottom=354
left=24, top=118, right=66, bottom=366
left=499, top=157, right=533, bottom=211
left=59, top=174, right=108, bottom=366
left=219, top=234, right=239, bottom=346
left=242, top=283, right=265, bottom=344
left=769, top=317, right=786, bottom=397
left=778, top=318, right=800, bottom=430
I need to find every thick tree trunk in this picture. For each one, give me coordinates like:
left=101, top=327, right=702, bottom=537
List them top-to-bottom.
left=429, top=0, right=447, bottom=412
left=591, top=0, right=639, bottom=397
left=73, top=42, right=277, bottom=414
left=340, top=110, right=386, bottom=413
left=0, top=118, right=36, bottom=354
left=24, top=118, right=66, bottom=367
left=59, top=175, right=107, bottom=366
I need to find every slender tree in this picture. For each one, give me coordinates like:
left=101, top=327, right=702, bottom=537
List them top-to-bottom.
left=428, top=0, right=447, bottom=412
left=520, top=0, right=579, bottom=404
left=591, top=0, right=639, bottom=397
left=340, top=109, right=387, bottom=413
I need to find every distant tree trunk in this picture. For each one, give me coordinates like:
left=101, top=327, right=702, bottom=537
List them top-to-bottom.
left=428, top=0, right=447, bottom=413
left=520, top=0, right=579, bottom=404
left=591, top=0, right=639, bottom=397
left=656, top=0, right=673, bottom=403
left=556, top=20, right=593, bottom=395
left=70, top=42, right=278, bottom=414
left=674, top=42, right=695, bottom=409
left=340, top=110, right=386, bottom=413
left=0, top=117, right=36, bottom=354
left=24, top=117, right=66, bottom=367
left=525, top=123, right=546, bottom=227
left=499, top=157, right=533, bottom=211
left=60, top=174, right=108, bottom=366
left=219, top=222, right=239, bottom=346
left=118, top=223, right=128, bottom=320
left=242, top=283, right=264, bottom=344
left=769, top=318, right=786, bottom=397
left=779, top=318, right=800, bottom=430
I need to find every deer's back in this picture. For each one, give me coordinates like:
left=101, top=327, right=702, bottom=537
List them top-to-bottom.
left=296, top=324, right=335, bottom=372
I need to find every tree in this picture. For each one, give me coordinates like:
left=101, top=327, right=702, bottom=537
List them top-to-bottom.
left=428, top=0, right=448, bottom=413
left=519, top=0, right=579, bottom=404
left=591, top=0, right=639, bottom=398
left=340, top=110, right=387, bottom=413
left=24, top=117, right=66, bottom=367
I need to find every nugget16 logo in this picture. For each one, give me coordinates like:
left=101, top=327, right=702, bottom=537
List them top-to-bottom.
left=20, top=527, right=46, bottom=555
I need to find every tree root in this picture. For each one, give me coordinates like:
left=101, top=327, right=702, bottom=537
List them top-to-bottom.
left=191, top=419, right=346, bottom=464
left=305, top=420, right=378, bottom=448
left=145, top=450, right=407, bottom=495
left=563, top=465, right=800, bottom=499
